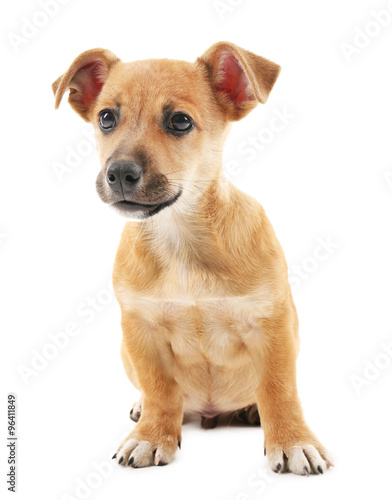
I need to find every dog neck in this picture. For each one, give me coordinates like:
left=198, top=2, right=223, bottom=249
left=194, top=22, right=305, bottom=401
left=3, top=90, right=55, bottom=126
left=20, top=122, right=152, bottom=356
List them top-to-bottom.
left=138, top=176, right=263, bottom=276
left=122, top=178, right=269, bottom=296
left=143, top=179, right=232, bottom=269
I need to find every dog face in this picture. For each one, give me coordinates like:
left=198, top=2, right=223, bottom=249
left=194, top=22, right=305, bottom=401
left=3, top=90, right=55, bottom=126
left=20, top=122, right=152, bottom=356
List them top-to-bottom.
left=53, top=43, right=280, bottom=219
left=90, top=58, right=227, bottom=219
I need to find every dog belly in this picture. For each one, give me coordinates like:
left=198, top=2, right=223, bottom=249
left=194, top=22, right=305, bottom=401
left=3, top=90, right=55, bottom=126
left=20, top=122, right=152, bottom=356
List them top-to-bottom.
left=115, top=288, right=271, bottom=414
left=157, top=297, right=262, bottom=415
left=176, top=362, right=259, bottom=415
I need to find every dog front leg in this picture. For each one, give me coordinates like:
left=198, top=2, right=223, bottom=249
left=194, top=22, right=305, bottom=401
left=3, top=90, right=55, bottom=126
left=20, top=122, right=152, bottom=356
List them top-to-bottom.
left=249, top=306, right=333, bottom=475
left=114, top=311, right=183, bottom=468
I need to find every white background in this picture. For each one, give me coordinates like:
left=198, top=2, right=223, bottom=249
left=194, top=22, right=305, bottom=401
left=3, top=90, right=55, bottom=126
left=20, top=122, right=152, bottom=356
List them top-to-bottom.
left=1, top=0, right=392, bottom=498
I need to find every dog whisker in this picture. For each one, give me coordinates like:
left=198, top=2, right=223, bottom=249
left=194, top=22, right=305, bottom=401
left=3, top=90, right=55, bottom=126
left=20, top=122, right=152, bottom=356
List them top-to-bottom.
left=103, top=82, right=120, bottom=99
left=100, top=91, right=118, bottom=100
left=166, top=167, right=191, bottom=176
left=168, top=178, right=224, bottom=184
left=169, top=182, right=205, bottom=201
left=165, top=184, right=200, bottom=212
left=130, top=220, right=146, bottom=248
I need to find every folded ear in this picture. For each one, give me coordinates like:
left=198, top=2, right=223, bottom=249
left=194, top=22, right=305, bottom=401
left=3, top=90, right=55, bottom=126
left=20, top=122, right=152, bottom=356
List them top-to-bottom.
left=198, top=41, right=281, bottom=121
left=52, top=48, right=120, bottom=121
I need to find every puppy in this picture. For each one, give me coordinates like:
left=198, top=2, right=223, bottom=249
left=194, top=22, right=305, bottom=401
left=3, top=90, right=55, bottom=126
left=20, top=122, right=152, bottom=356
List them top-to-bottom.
left=52, top=42, right=332, bottom=474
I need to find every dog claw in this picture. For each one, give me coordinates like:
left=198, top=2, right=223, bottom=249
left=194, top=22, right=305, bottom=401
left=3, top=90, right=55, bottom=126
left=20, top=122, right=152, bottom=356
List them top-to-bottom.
left=178, top=440, right=181, bottom=449
left=264, top=447, right=266, bottom=456
left=112, top=453, right=117, bottom=460
left=119, top=456, right=124, bottom=464
left=128, top=457, right=134, bottom=466
left=326, top=460, right=334, bottom=468
left=276, top=463, right=282, bottom=473
left=303, top=466, right=310, bottom=477
left=317, top=466, right=323, bottom=474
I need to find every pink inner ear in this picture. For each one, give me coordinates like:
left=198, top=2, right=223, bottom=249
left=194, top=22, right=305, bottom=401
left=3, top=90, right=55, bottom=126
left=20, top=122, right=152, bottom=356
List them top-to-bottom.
left=215, top=52, right=255, bottom=107
left=73, top=61, right=106, bottom=107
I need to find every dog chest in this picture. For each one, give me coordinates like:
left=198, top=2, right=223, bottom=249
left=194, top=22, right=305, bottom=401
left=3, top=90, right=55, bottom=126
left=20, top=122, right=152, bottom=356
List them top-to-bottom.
left=115, top=283, right=273, bottom=366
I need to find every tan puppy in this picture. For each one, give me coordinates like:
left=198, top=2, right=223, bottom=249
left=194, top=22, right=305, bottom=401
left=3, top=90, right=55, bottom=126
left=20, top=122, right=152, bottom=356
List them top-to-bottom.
left=53, top=42, right=332, bottom=474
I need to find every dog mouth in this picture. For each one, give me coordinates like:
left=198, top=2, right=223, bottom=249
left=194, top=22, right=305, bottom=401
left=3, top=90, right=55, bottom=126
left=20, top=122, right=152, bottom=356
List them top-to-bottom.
left=111, top=190, right=182, bottom=218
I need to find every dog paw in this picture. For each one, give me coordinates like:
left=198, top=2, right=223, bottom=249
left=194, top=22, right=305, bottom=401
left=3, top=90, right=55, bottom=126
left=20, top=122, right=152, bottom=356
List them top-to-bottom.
left=129, top=399, right=142, bottom=422
left=236, top=404, right=260, bottom=425
left=112, top=434, right=179, bottom=468
left=267, top=444, right=333, bottom=475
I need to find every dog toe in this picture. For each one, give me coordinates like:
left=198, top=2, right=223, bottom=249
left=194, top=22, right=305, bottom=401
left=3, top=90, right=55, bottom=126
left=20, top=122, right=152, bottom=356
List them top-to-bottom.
left=113, top=434, right=178, bottom=469
left=267, top=443, right=332, bottom=475
left=268, top=446, right=287, bottom=473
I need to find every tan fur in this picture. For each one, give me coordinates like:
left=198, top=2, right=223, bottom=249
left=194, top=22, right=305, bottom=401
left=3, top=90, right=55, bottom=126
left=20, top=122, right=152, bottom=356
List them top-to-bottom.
left=53, top=42, right=331, bottom=473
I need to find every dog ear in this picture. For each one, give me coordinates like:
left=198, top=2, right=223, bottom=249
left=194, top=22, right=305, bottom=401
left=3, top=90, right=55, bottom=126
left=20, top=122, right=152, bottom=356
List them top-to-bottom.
left=198, top=42, right=281, bottom=120
left=52, top=48, right=120, bottom=121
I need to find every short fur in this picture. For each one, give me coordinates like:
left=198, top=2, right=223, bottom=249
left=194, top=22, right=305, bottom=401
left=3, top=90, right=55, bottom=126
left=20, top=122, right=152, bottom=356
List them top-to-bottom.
left=53, top=42, right=332, bottom=474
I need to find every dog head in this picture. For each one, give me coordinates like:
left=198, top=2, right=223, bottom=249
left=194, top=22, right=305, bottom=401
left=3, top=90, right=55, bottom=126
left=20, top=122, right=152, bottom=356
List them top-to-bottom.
left=52, top=43, right=280, bottom=219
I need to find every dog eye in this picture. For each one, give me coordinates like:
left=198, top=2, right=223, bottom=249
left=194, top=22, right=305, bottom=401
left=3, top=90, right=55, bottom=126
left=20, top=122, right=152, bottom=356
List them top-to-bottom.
left=99, top=110, right=116, bottom=130
left=168, top=113, right=194, bottom=132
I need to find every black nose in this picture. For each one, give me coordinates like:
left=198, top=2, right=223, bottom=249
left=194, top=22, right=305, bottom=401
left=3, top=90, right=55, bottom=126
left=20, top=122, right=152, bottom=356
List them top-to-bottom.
left=106, top=162, right=142, bottom=195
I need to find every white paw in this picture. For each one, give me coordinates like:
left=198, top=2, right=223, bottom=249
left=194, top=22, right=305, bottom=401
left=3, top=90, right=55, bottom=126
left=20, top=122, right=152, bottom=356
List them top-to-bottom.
left=113, top=435, right=177, bottom=468
left=268, top=445, right=333, bottom=475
